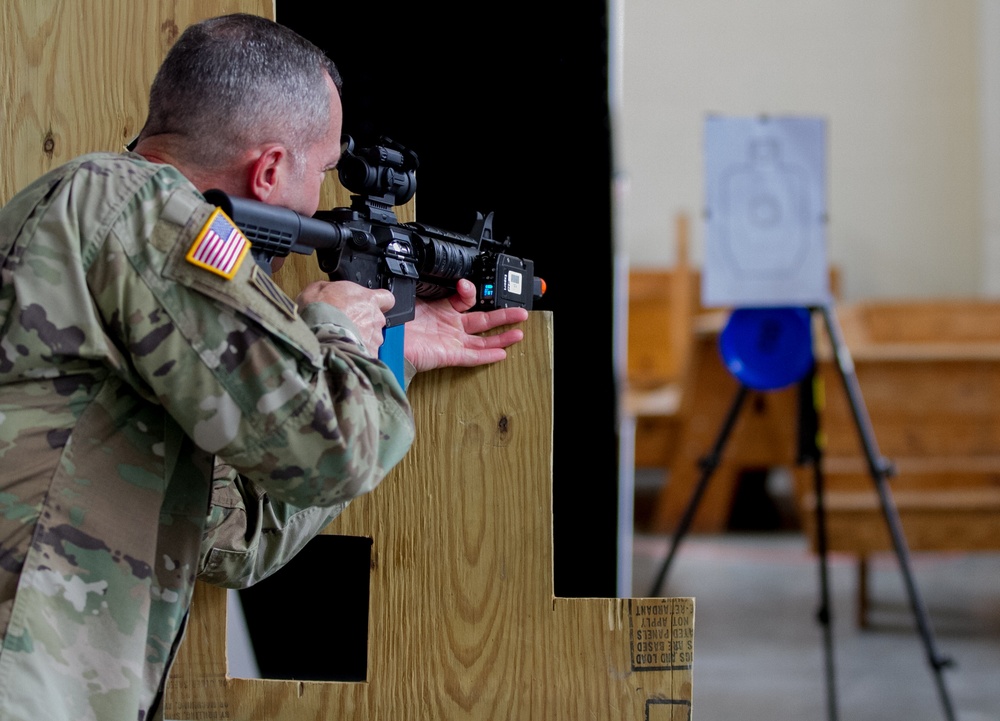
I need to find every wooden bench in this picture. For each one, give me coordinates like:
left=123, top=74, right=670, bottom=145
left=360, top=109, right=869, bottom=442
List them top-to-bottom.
left=624, top=215, right=696, bottom=471
left=631, top=259, right=840, bottom=534
left=799, top=300, right=1000, bottom=626
left=645, top=311, right=806, bottom=533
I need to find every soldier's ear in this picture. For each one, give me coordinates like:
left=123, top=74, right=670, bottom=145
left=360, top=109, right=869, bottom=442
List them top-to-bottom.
left=247, top=144, right=291, bottom=202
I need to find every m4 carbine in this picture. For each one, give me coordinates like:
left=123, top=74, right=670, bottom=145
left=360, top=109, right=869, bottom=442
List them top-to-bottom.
left=204, top=135, right=544, bottom=384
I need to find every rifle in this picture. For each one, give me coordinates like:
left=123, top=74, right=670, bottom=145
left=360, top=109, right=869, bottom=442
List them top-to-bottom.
left=204, top=135, right=544, bottom=386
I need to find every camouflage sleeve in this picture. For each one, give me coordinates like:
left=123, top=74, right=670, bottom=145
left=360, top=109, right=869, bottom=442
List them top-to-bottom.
left=84, top=162, right=415, bottom=509
left=197, top=462, right=344, bottom=589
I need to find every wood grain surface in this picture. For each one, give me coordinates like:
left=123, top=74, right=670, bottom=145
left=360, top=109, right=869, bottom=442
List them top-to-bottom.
left=166, top=313, right=695, bottom=720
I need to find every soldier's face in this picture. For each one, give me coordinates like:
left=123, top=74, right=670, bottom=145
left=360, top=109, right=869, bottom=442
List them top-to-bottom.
left=271, top=74, right=343, bottom=218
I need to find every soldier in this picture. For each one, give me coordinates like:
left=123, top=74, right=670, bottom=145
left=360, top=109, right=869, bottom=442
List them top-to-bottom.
left=0, top=13, right=528, bottom=721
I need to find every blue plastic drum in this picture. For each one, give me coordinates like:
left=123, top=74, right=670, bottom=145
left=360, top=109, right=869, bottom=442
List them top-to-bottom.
left=718, top=307, right=814, bottom=391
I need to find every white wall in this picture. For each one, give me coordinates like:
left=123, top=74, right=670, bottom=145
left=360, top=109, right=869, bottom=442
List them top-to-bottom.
left=614, top=0, right=997, bottom=302
left=982, top=0, right=1000, bottom=295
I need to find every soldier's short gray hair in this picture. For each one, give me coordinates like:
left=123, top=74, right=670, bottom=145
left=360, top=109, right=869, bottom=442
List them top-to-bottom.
left=140, top=14, right=343, bottom=169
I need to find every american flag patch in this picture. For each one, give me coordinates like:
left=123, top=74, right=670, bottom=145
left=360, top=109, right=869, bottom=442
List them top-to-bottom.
left=186, top=208, right=250, bottom=279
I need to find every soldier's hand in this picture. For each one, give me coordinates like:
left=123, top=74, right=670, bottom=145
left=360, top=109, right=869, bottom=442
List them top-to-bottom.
left=404, top=279, right=528, bottom=372
left=297, top=280, right=395, bottom=354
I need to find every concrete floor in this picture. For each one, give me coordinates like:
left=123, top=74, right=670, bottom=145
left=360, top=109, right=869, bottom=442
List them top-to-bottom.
left=632, top=531, right=1000, bottom=721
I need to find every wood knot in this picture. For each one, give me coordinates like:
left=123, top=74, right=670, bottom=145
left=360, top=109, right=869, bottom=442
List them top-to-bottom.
left=160, top=19, right=179, bottom=46
left=43, top=130, right=55, bottom=158
left=498, top=415, right=509, bottom=433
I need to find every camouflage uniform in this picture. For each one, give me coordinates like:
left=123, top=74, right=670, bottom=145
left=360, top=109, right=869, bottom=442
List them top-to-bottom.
left=0, top=152, right=414, bottom=721
left=198, top=462, right=348, bottom=589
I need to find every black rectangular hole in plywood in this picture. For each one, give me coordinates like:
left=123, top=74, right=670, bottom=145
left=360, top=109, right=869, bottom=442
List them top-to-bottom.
left=237, top=534, right=372, bottom=682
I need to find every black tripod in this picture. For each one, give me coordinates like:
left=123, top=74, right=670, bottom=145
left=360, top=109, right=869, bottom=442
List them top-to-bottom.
left=647, top=304, right=957, bottom=721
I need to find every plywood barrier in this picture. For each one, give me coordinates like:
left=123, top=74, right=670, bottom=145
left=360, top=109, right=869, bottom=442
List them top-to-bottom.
left=1, top=0, right=269, bottom=203
left=165, top=313, right=695, bottom=720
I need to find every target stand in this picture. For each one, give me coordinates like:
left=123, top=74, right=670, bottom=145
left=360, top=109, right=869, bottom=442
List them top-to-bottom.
left=647, top=304, right=957, bottom=721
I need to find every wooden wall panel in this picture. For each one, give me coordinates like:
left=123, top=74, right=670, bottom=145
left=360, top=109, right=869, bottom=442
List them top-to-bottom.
left=0, top=0, right=273, bottom=204
left=166, top=313, right=695, bottom=720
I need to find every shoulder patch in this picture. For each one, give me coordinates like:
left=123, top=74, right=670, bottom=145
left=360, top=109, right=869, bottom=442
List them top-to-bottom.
left=186, top=207, right=250, bottom=280
left=250, top=263, right=299, bottom=320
